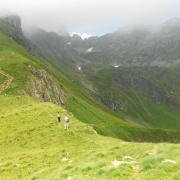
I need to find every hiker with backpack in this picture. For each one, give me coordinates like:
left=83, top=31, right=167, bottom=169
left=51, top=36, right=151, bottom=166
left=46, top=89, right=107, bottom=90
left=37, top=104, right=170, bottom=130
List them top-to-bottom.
left=64, top=115, right=69, bottom=130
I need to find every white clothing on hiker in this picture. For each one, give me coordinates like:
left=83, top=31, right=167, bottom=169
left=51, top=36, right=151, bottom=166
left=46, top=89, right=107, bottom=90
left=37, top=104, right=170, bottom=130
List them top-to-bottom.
left=64, top=116, right=69, bottom=129
left=65, top=116, right=69, bottom=122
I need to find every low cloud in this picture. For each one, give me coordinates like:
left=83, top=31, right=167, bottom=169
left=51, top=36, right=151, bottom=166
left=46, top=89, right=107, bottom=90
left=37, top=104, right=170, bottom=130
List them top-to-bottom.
left=0, top=0, right=180, bottom=36
left=71, top=32, right=91, bottom=40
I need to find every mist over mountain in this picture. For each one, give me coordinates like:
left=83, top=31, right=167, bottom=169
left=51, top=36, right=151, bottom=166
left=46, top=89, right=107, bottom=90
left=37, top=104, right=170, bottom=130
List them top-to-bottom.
left=1, top=7, right=180, bottom=179
left=1, top=15, right=180, bottom=129
left=22, top=17, right=180, bottom=70
left=71, top=18, right=180, bottom=67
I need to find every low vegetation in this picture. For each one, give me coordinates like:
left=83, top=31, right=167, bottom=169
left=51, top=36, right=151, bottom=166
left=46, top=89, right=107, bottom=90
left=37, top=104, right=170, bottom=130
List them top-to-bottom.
left=0, top=26, right=180, bottom=179
left=1, top=32, right=179, bottom=143
left=0, top=95, right=179, bottom=179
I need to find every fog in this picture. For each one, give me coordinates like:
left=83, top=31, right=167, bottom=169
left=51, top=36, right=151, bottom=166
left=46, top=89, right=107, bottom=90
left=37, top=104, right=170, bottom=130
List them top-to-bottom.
left=0, top=0, right=180, bottom=36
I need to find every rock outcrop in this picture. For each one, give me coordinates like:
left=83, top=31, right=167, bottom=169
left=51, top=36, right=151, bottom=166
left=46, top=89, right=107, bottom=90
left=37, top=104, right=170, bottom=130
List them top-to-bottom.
left=2, top=15, right=23, bottom=34
left=27, top=66, right=69, bottom=105
left=112, top=71, right=180, bottom=111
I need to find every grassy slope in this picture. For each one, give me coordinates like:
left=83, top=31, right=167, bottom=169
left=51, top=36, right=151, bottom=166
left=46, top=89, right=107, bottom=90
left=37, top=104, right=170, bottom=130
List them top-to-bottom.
left=1, top=17, right=179, bottom=136
left=0, top=28, right=180, bottom=179
left=0, top=33, right=180, bottom=143
left=0, top=33, right=131, bottom=139
left=43, top=52, right=180, bottom=130
left=33, top=55, right=180, bottom=137
left=83, top=66, right=180, bottom=129
left=0, top=95, right=180, bottom=180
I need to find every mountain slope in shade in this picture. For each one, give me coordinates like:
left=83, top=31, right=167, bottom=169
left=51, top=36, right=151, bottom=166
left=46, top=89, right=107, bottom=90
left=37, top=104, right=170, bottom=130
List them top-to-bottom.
left=0, top=15, right=180, bottom=136
left=0, top=15, right=180, bottom=180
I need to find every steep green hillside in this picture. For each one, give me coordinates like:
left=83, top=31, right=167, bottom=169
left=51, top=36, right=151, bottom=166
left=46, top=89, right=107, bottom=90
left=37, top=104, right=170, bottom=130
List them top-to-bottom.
left=0, top=15, right=43, bottom=60
left=0, top=17, right=180, bottom=180
left=21, top=18, right=180, bottom=131
left=0, top=31, right=180, bottom=143
left=0, top=33, right=130, bottom=140
left=83, top=66, right=180, bottom=129
left=0, top=95, right=180, bottom=180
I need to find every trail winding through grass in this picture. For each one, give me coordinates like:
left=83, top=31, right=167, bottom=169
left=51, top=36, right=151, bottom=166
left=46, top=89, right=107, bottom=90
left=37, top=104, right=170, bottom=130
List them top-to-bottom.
left=0, top=54, right=13, bottom=93
left=0, top=69, right=13, bottom=93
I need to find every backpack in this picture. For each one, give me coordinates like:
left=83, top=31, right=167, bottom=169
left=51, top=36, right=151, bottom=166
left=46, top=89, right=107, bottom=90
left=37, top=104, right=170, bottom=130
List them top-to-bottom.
left=65, top=117, right=69, bottom=123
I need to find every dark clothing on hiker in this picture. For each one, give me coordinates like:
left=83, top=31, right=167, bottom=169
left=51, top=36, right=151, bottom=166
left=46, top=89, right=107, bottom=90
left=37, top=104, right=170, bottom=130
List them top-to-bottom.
left=57, top=113, right=61, bottom=122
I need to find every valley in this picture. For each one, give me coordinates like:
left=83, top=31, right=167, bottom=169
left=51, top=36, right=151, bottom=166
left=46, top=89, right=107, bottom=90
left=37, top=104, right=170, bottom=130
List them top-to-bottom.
left=0, top=15, right=180, bottom=179
left=23, top=17, right=180, bottom=129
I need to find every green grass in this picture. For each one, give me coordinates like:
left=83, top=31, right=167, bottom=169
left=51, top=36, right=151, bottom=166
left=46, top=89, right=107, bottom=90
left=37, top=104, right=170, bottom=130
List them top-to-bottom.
left=1, top=17, right=180, bottom=133
left=0, top=30, right=180, bottom=179
left=0, top=32, right=180, bottom=143
left=83, top=66, right=180, bottom=130
left=0, top=73, right=7, bottom=84
left=117, top=90, right=180, bottom=129
left=0, top=95, right=179, bottom=179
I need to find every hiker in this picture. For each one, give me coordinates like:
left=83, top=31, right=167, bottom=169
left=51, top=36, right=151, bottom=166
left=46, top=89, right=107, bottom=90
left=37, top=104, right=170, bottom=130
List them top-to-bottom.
left=57, top=112, right=61, bottom=122
left=64, top=115, right=69, bottom=130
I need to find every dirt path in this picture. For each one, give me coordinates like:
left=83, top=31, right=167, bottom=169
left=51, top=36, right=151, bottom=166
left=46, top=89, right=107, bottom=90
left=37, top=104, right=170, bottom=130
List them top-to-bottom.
left=0, top=53, right=14, bottom=93
left=0, top=69, right=13, bottom=93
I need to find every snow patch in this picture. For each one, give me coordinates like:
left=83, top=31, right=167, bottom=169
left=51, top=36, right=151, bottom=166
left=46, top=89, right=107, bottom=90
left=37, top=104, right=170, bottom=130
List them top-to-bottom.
left=67, top=42, right=71, bottom=45
left=87, top=47, right=93, bottom=52
left=114, top=65, right=119, bottom=68
left=78, top=66, right=81, bottom=71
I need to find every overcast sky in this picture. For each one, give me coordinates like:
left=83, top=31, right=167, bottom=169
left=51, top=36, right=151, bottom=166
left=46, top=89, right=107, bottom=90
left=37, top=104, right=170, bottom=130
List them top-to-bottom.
left=0, top=0, right=180, bottom=36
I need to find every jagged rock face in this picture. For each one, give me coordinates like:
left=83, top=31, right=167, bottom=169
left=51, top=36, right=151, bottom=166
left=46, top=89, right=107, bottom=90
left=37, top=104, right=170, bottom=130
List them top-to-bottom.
left=0, top=15, right=43, bottom=61
left=2, top=15, right=23, bottom=34
left=2, top=15, right=180, bottom=69
left=22, top=17, right=180, bottom=69
left=68, top=19, right=180, bottom=67
left=24, top=26, right=88, bottom=69
left=27, top=66, right=69, bottom=105
left=87, top=66, right=180, bottom=115
left=112, top=72, right=180, bottom=111
left=96, top=94, right=127, bottom=112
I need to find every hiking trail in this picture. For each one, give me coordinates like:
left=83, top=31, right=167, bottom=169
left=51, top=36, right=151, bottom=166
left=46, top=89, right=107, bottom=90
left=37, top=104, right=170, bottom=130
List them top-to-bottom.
left=0, top=54, right=13, bottom=93
left=0, top=69, right=13, bottom=93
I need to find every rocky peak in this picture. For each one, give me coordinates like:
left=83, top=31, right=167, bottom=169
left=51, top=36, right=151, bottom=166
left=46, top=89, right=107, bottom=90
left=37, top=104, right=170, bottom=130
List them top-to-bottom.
left=2, top=14, right=22, bottom=31
left=161, top=18, right=180, bottom=34
left=71, top=33, right=82, bottom=41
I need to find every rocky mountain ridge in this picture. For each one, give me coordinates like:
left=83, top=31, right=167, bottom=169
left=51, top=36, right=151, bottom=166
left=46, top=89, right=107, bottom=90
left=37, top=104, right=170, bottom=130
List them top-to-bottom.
left=0, top=15, right=44, bottom=61
left=1, top=15, right=180, bottom=129
left=1, top=15, right=180, bottom=68
left=2, top=15, right=22, bottom=34
left=22, top=17, right=180, bottom=69
left=77, top=18, right=180, bottom=67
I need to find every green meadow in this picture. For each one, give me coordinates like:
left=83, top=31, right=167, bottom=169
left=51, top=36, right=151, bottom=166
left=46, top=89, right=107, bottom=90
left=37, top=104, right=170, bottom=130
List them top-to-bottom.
left=0, top=31, right=180, bottom=179
left=0, top=95, right=179, bottom=180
